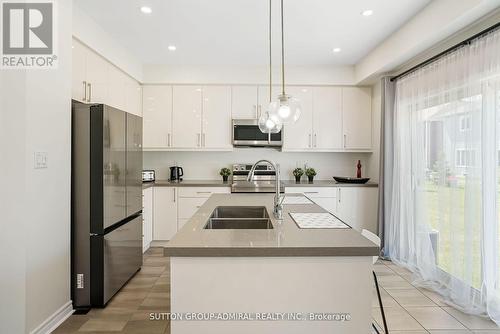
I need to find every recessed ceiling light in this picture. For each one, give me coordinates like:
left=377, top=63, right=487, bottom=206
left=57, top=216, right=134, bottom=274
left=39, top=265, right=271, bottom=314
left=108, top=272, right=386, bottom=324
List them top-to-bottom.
left=140, top=6, right=152, bottom=14
left=361, top=9, right=373, bottom=16
left=167, top=45, right=177, bottom=51
left=333, top=48, right=341, bottom=53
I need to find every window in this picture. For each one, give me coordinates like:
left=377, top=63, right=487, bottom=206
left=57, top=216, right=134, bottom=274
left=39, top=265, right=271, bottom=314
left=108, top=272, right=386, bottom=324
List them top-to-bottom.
left=459, top=115, right=471, bottom=131
left=455, top=149, right=475, bottom=167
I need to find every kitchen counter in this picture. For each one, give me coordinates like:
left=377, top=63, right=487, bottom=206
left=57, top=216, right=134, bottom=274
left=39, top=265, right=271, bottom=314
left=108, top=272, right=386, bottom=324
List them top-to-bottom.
left=142, top=179, right=231, bottom=189
left=143, top=179, right=378, bottom=189
left=282, top=179, right=378, bottom=187
left=164, top=193, right=378, bottom=257
left=167, top=193, right=376, bottom=334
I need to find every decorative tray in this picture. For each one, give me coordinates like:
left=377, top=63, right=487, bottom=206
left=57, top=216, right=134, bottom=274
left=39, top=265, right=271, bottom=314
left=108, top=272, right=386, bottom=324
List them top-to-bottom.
left=333, top=176, right=370, bottom=184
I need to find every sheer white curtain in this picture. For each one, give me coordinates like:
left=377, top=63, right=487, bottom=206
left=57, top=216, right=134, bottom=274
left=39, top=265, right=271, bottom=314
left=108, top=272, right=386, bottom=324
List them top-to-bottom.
left=387, top=28, right=500, bottom=325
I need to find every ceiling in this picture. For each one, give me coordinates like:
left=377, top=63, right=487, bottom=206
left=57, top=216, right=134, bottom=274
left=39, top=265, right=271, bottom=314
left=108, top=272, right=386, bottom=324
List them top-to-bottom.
left=75, top=0, right=431, bottom=66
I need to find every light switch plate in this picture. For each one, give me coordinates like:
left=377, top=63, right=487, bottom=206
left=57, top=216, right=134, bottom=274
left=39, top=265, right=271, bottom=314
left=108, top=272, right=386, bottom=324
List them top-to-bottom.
left=34, top=152, right=48, bottom=169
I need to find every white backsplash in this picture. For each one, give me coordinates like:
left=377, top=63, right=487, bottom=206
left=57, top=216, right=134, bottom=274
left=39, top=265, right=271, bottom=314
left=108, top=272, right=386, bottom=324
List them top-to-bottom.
left=144, top=149, right=374, bottom=181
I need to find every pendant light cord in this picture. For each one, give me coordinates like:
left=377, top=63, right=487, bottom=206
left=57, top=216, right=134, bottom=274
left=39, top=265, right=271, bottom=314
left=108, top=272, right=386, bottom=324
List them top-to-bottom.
left=269, top=0, right=272, bottom=103
left=280, top=0, right=285, bottom=96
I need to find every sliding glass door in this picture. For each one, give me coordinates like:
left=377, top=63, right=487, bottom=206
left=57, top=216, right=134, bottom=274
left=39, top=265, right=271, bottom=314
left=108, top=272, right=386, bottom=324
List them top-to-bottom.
left=386, top=28, right=500, bottom=325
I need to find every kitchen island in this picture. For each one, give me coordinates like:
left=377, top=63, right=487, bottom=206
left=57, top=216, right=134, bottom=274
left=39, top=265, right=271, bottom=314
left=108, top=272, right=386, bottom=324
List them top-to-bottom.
left=164, top=193, right=378, bottom=334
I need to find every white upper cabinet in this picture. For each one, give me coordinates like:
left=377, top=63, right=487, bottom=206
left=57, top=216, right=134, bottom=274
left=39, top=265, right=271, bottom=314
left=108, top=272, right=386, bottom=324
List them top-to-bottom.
left=71, top=38, right=141, bottom=115
left=72, top=38, right=108, bottom=104
left=72, top=39, right=87, bottom=103
left=84, top=48, right=109, bottom=104
left=107, top=65, right=127, bottom=110
left=108, top=66, right=142, bottom=116
left=124, top=76, right=142, bottom=117
left=142, top=85, right=172, bottom=149
left=144, top=85, right=232, bottom=151
left=257, top=85, right=281, bottom=118
left=172, top=86, right=203, bottom=149
left=202, top=86, right=232, bottom=149
left=231, top=86, right=258, bottom=119
left=281, top=86, right=372, bottom=152
left=282, top=86, right=313, bottom=150
left=313, top=87, right=342, bottom=150
left=342, top=87, right=372, bottom=150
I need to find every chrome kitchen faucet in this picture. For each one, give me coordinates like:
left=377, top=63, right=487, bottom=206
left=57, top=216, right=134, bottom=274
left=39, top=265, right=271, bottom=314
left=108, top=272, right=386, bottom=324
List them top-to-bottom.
left=247, top=160, right=284, bottom=219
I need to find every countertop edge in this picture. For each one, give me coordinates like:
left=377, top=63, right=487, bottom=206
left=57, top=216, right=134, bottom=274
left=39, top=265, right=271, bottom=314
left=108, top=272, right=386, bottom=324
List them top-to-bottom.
left=143, top=180, right=232, bottom=188
left=144, top=180, right=378, bottom=188
left=163, top=246, right=380, bottom=257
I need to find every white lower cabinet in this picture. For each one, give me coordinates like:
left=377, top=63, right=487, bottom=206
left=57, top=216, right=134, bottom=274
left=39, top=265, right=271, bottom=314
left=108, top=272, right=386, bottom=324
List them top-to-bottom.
left=150, top=186, right=230, bottom=241
left=285, top=186, right=378, bottom=233
left=142, top=187, right=153, bottom=252
left=153, top=187, right=178, bottom=240
left=177, top=187, right=230, bottom=230
left=285, top=187, right=338, bottom=215
left=336, top=187, right=378, bottom=234
left=178, top=197, right=208, bottom=220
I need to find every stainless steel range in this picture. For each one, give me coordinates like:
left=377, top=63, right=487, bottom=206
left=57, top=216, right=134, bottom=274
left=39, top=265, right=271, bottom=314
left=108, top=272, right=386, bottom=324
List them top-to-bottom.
left=231, top=163, right=284, bottom=193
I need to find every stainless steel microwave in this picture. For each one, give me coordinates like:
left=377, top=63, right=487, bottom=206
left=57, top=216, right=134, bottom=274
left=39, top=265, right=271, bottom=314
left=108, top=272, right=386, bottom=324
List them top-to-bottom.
left=232, top=119, right=283, bottom=147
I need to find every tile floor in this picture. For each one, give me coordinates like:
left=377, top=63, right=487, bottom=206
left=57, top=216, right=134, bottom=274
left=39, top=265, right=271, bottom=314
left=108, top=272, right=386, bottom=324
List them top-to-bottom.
left=53, top=248, right=500, bottom=333
left=371, top=260, right=500, bottom=334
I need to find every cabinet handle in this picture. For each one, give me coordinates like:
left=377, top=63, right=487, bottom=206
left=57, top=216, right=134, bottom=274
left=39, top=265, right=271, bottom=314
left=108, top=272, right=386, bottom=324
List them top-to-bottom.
left=82, top=81, right=87, bottom=101
left=87, top=83, right=92, bottom=102
left=253, top=105, right=257, bottom=118
left=257, top=105, right=262, bottom=118
left=167, top=133, right=171, bottom=147
left=197, top=133, right=201, bottom=147
left=202, top=133, right=206, bottom=147
left=314, top=133, right=317, bottom=147
left=308, top=134, right=312, bottom=148
left=344, top=134, right=347, bottom=148
left=173, top=188, right=176, bottom=202
left=338, top=188, right=341, bottom=203
left=196, top=191, right=212, bottom=194
left=304, top=191, right=319, bottom=194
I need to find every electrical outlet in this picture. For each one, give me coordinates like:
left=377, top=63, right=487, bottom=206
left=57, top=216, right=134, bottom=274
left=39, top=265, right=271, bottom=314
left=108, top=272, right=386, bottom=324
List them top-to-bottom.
left=34, top=152, right=48, bottom=169
left=76, top=274, right=84, bottom=289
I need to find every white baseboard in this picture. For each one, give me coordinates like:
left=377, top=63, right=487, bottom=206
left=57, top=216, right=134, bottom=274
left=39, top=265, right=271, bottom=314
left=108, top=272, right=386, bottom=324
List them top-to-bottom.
left=30, top=300, right=73, bottom=334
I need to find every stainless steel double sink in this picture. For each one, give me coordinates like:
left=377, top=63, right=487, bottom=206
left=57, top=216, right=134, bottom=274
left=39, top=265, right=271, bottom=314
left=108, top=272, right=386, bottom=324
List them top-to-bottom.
left=204, top=206, right=273, bottom=229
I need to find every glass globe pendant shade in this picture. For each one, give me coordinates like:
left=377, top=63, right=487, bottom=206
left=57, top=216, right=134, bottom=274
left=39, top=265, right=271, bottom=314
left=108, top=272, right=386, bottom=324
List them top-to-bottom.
left=269, top=94, right=301, bottom=124
left=258, top=110, right=282, bottom=134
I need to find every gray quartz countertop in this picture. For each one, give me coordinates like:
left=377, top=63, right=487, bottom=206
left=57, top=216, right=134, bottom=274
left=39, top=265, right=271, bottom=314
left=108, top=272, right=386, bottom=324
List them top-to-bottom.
left=144, top=179, right=378, bottom=189
left=143, top=180, right=231, bottom=189
left=282, top=180, right=378, bottom=187
left=164, top=193, right=379, bottom=257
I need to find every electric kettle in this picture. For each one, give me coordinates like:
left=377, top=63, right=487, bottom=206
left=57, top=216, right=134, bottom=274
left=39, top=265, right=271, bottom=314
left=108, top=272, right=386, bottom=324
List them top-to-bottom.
left=169, top=166, right=184, bottom=181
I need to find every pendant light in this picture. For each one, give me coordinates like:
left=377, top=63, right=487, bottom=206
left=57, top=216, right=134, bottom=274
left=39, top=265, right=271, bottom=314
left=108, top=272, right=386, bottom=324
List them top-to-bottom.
left=258, top=0, right=282, bottom=134
left=269, top=0, right=301, bottom=124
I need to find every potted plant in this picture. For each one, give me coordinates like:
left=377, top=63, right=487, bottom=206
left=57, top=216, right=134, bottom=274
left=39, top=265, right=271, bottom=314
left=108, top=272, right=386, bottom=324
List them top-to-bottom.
left=219, top=167, right=231, bottom=182
left=305, top=167, right=316, bottom=183
left=293, top=168, right=304, bottom=183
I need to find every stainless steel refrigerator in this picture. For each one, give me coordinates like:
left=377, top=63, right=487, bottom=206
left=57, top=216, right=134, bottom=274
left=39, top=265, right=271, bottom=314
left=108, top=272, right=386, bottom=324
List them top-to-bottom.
left=71, top=101, right=143, bottom=310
